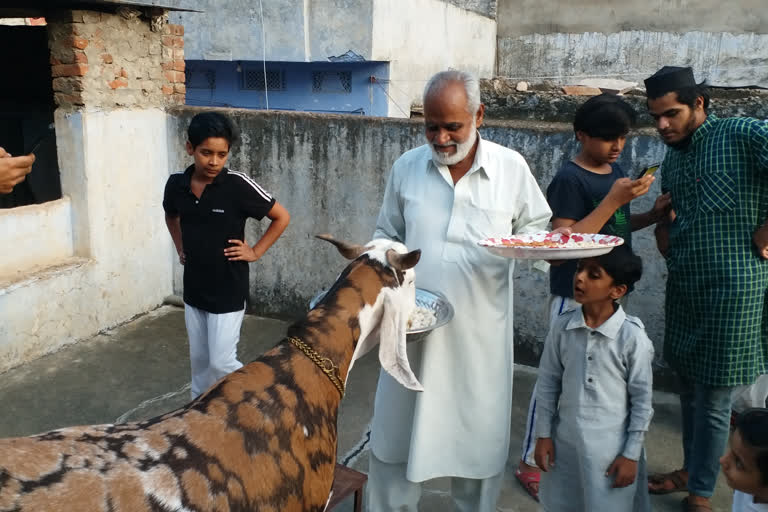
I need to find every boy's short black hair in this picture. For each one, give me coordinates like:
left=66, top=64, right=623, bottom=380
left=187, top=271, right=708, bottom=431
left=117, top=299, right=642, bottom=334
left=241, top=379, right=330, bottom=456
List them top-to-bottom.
left=573, top=93, right=637, bottom=140
left=187, top=112, right=239, bottom=149
left=593, top=244, right=643, bottom=290
left=735, top=408, right=768, bottom=486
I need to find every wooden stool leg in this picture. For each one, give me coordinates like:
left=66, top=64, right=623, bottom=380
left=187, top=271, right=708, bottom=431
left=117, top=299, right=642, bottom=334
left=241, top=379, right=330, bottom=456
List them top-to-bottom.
left=354, top=488, right=363, bottom=512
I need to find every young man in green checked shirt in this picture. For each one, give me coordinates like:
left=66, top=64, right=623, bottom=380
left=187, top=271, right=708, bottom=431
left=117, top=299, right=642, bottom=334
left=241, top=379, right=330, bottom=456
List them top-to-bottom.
left=645, top=66, right=768, bottom=512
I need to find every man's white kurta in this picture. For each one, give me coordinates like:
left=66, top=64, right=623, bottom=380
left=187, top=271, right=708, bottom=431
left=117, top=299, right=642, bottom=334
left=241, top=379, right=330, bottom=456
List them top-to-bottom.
left=370, top=136, right=552, bottom=481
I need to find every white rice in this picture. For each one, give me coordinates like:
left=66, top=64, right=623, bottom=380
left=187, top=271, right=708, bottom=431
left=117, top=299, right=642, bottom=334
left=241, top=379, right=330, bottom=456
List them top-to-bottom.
left=408, top=306, right=437, bottom=330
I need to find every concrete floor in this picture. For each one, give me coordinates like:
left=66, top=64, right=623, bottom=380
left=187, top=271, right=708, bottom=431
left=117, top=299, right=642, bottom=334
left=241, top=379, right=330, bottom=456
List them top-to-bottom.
left=0, top=305, right=734, bottom=511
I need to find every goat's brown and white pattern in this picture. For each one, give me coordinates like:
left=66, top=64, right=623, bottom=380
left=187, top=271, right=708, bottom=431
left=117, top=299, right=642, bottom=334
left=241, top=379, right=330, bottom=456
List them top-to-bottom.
left=0, top=237, right=421, bottom=512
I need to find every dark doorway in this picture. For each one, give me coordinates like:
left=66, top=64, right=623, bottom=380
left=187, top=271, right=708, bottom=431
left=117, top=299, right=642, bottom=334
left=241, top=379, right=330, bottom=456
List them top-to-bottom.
left=0, top=22, right=61, bottom=209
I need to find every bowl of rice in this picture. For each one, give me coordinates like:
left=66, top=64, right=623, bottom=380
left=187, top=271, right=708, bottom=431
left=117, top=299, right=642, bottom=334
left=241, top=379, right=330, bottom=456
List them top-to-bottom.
left=308, top=287, right=454, bottom=343
left=406, top=288, right=454, bottom=343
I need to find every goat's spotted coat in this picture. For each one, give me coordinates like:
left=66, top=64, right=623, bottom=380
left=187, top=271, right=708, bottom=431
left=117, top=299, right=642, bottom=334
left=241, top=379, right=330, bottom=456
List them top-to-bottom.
left=0, top=239, right=420, bottom=512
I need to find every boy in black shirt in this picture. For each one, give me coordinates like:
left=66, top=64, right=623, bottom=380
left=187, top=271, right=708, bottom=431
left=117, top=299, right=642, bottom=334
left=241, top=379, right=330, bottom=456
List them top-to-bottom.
left=163, top=112, right=290, bottom=398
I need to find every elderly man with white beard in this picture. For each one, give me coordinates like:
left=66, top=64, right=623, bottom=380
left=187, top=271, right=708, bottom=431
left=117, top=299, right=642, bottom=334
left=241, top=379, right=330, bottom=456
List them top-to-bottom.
left=367, top=70, right=553, bottom=511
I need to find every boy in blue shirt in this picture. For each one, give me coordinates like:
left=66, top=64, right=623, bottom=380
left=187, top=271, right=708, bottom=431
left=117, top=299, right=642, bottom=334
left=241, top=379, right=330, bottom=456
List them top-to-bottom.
left=516, top=94, right=670, bottom=500
left=534, top=246, right=654, bottom=512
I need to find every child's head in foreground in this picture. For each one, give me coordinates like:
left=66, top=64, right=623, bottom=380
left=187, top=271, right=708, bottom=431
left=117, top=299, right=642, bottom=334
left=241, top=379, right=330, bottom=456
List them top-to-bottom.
left=573, top=245, right=643, bottom=305
left=720, top=408, right=768, bottom=501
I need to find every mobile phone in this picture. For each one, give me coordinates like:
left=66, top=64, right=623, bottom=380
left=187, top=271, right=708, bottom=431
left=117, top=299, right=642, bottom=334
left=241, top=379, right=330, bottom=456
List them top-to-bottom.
left=27, top=123, right=55, bottom=155
left=636, top=163, right=660, bottom=180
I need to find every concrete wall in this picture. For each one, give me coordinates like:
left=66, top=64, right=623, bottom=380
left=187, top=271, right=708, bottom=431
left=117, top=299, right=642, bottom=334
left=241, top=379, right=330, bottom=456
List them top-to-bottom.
left=171, top=0, right=373, bottom=62
left=370, top=0, right=497, bottom=116
left=443, top=0, right=497, bottom=18
left=496, top=0, right=768, bottom=88
left=497, top=0, right=766, bottom=35
left=185, top=60, right=390, bottom=116
left=480, top=79, right=768, bottom=124
left=167, top=107, right=668, bottom=368
left=0, top=109, right=174, bottom=373
left=0, top=198, right=73, bottom=276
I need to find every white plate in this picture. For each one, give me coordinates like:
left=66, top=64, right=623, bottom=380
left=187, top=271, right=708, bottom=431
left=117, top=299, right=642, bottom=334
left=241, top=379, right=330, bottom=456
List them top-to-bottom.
left=478, top=233, right=624, bottom=260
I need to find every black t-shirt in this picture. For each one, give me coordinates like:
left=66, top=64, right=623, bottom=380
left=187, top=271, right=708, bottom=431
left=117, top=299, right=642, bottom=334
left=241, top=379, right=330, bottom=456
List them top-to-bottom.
left=546, top=161, right=632, bottom=298
left=162, top=166, right=276, bottom=313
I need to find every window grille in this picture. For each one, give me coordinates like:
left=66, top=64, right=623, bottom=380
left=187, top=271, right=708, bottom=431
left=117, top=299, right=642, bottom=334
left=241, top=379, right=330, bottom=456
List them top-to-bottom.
left=242, top=68, right=285, bottom=91
left=311, top=71, right=352, bottom=93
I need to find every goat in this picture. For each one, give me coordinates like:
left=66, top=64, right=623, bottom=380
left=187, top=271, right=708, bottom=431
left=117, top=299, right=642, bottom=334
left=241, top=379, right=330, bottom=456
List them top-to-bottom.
left=0, top=235, right=422, bottom=512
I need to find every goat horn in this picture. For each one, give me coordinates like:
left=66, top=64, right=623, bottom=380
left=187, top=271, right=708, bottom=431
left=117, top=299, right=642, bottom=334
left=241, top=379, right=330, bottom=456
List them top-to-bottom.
left=315, top=234, right=367, bottom=260
left=386, top=248, right=421, bottom=271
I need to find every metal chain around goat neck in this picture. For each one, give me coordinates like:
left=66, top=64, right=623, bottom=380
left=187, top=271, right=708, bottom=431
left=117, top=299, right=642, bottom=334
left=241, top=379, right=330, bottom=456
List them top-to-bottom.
left=288, top=337, right=345, bottom=397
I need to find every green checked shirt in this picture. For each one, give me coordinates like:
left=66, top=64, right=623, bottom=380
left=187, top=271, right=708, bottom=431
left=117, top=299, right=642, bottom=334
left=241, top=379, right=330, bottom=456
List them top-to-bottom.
left=661, top=115, right=768, bottom=386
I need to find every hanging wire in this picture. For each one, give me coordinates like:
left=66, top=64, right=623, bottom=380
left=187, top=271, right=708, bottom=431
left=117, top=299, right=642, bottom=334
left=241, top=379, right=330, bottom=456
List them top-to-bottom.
left=258, top=0, right=269, bottom=110
left=372, top=78, right=409, bottom=117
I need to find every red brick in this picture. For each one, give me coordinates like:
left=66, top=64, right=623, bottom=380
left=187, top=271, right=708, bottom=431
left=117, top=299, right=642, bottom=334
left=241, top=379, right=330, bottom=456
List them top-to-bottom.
left=170, top=24, right=184, bottom=36
left=162, top=35, right=174, bottom=47
left=72, top=36, right=89, bottom=50
left=172, top=37, right=184, bottom=49
left=172, top=48, right=184, bottom=60
left=74, top=52, right=88, bottom=64
left=101, top=54, right=113, bottom=64
left=50, top=56, right=62, bottom=66
left=173, top=60, right=185, bottom=72
left=161, top=61, right=174, bottom=71
left=52, top=64, right=88, bottom=78
left=120, top=68, right=128, bottom=78
left=164, top=70, right=177, bottom=83
left=175, top=71, right=186, bottom=83
left=52, top=77, right=84, bottom=93
left=108, top=78, right=128, bottom=89
left=173, top=83, right=186, bottom=94
left=162, top=85, right=174, bottom=95
left=561, top=85, right=602, bottom=96
left=54, top=92, right=84, bottom=106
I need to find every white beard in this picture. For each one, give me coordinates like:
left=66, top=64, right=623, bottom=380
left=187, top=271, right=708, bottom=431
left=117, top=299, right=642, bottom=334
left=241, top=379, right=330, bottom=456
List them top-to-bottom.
left=430, top=124, right=478, bottom=166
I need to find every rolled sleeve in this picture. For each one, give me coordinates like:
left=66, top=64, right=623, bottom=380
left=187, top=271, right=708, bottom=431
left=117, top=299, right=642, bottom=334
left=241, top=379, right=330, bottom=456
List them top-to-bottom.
left=622, top=431, right=646, bottom=461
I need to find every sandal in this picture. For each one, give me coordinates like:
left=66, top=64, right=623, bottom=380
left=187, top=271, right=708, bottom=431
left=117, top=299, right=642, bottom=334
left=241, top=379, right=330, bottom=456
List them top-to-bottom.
left=515, top=468, right=540, bottom=502
left=648, top=469, right=688, bottom=495
left=681, top=496, right=712, bottom=511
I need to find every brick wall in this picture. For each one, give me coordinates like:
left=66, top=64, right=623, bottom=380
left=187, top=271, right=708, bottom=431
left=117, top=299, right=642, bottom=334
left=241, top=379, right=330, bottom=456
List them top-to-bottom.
left=46, top=8, right=185, bottom=110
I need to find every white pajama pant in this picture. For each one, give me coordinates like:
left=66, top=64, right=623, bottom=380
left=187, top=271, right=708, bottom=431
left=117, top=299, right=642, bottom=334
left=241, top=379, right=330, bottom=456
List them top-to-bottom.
left=184, top=303, right=245, bottom=398
left=731, top=374, right=768, bottom=413
left=366, top=453, right=504, bottom=512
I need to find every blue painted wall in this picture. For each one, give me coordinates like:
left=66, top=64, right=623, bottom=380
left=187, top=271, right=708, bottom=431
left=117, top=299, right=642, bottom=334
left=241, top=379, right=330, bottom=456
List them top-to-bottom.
left=185, top=60, right=391, bottom=116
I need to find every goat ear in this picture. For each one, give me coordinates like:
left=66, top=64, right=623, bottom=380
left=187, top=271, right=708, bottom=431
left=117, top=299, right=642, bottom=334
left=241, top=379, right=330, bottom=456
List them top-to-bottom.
left=315, top=234, right=366, bottom=260
left=386, top=249, right=421, bottom=271
left=377, top=288, right=423, bottom=392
